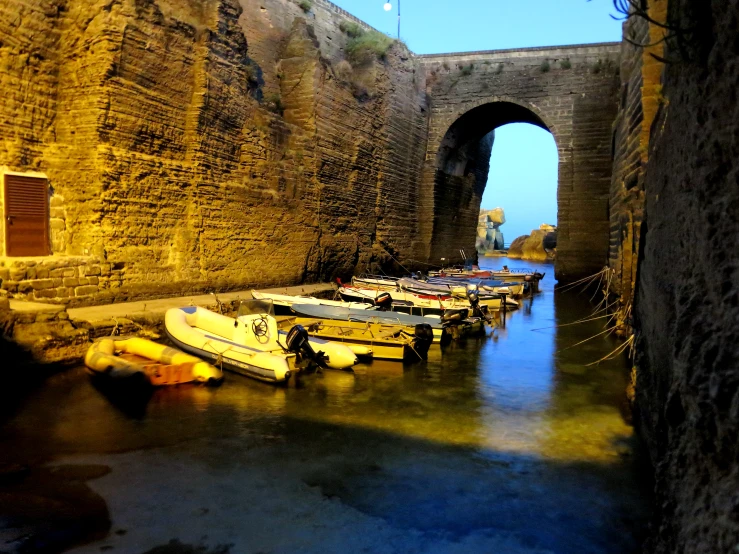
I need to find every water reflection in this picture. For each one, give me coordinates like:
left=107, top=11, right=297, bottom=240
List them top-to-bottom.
left=0, top=258, right=650, bottom=554
left=1, top=258, right=635, bottom=465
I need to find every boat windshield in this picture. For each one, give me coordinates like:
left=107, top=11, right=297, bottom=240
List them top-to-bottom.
left=237, top=299, right=275, bottom=317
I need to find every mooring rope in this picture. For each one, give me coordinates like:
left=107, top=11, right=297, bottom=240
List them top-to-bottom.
left=555, top=267, right=608, bottom=293
left=590, top=269, right=605, bottom=302
left=529, top=312, right=613, bottom=332
left=555, top=326, right=617, bottom=354
left=584, top=334, right=635, bottom=366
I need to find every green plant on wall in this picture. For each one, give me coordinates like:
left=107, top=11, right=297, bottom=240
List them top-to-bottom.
left=298, top=0, right=312, bottom=12
left=339, top=21, right=365, bottom=39
left=346, top=30, right=394, bottom=65
left=560, top=58, right=572, bottom=70
left=591, top=58, right=618, bottom=74
left=333, top=59, right=353, bottom=81
left=540, top=60, right=551, bottom=73
left=495, top=63, right=504, bottom=75
left=460, top=64, right=474, bottom=76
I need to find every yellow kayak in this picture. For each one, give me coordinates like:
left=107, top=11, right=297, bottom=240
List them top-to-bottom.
left=84, top=337, right=223, bottom=386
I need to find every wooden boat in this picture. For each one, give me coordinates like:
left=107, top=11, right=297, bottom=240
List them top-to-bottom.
left=428, top=267, right=545, bottom=292
left=352, top=274, right=526, bottom=298
left=420, top=276, right=526, bottom=298
left=338, top=285, right=517, bottom=311
left=255, top=288, right=448, bottom=318
left=252, top=290, right=369, bottom=310
left=164, top=300, right=358, bottom=385
left=290, top=302, right=449, bottom=344
left=277, top=314, right=435, bottom=362
left=85, top=337, right=223, bottom=386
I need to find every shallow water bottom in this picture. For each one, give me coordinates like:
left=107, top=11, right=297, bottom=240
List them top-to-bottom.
left=0, top=259, right=651, bottom=554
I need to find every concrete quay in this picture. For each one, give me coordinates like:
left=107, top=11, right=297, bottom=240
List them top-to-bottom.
left=2, top=284, right=335, bottom=367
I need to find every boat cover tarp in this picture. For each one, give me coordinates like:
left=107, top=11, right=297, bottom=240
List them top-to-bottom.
left=291, top=304, right=443, bottom=328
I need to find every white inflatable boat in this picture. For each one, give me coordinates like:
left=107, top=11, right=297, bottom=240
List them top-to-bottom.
left=164, top=300, right=357, bottom=385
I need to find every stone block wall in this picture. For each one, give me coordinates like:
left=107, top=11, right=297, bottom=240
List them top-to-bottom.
left=0, top=0, right=430, bottom=302
left=0, top=0, right=625, bottom=296
left=608, top=5, right=667, bottom=307
left=608, top=17, right=648, bottom=303
left=0, top=257, right=123, bottom=305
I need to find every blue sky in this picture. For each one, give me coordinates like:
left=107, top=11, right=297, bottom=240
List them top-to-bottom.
left=329, top=0, right=623, bottom=241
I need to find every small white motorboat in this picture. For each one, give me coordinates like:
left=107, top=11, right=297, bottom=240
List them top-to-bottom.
left=338, top=285, right=518, bottom=311
left=251, top=290, right=369, bottom=310
left=165, top=300, right=357, bottom=385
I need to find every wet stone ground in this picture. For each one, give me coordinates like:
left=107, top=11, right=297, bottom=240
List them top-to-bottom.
left=0, top=259, right=651, bottom=554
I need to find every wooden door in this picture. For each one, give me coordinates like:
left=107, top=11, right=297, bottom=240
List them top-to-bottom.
left=4, top=174, right=50, bottom=256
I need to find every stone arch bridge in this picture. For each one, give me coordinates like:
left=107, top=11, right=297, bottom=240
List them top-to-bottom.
left=417, top=42, right=621, bottom=281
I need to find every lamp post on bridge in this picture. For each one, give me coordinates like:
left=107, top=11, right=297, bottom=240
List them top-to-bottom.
left=383, top=0, right=400, bottom=39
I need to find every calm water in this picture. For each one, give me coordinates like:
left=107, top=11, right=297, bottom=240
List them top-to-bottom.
left=0, top=258, right=651, bottom=554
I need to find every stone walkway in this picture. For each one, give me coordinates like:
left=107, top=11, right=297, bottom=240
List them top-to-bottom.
left=9, top=283, right=334, bottom=323
left=68, top=283, right=334, bottom=323
left=8, top=299, right=64, bottom=313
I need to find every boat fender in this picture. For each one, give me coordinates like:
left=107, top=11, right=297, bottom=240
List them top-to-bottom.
left=373, top=292, right=393, bottom=311
left=413, top=323, right=434, bottom=360
left=286, top=324, right=326, bottom=367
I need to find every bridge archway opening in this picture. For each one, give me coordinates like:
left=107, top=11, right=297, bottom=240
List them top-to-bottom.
left=430, top=101, right=559, bottom=262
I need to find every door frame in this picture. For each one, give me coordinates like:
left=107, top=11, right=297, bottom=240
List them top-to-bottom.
left=1, top=168, right=50, bottom=257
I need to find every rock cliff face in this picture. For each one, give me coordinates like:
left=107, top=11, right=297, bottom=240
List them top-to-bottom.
left=0, top=0, right=429, bottom=299
left=614, top=0, right=739, bottom=552
left=476, top=207, right=505, bottom=253
left=507, top=228, right=555, bottom=261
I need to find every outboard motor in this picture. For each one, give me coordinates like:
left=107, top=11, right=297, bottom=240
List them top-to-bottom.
left=468, top=291, right=492, bottom=323
left=468, top=291, right=480, bottom=312
left=373, top=292, right=393, bottom=311
left=441, top=308, right=469, bottom=323
left=413, top=323, right=434, bottom=360
left=285, top=325, right=326, bottom=367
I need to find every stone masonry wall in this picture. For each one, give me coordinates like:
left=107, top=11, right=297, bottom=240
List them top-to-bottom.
left=0, top=0, right=429, bottom=304
left=0, top=0, right=624, bottom=301
left=628, top=0, right=739, bottom=551
left=608, top=3, right=667, bottom=308
left=608, top=16, right=649, bottom=303
left=419, top=44, right=621, bottom=281
left=0, top=257, right=121, bottom=306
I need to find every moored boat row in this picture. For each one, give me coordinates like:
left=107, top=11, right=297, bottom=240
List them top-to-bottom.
left=84, top=264, right=543, bottom=388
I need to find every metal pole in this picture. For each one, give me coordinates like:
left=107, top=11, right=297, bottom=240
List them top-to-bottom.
left=397, top=0, right=401, bottom=39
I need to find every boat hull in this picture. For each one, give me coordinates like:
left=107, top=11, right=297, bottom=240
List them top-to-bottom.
left=165, top=307, right=295, bottom=384
left=278, top=316, right=430, bottom=362
left=165, top=330, right=292, bottom=384
left=85, top=337, right=223, bottom=386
